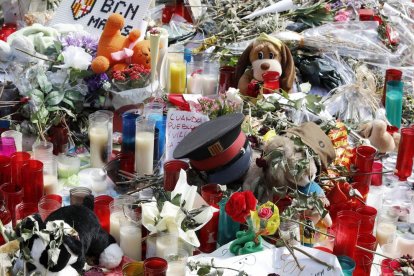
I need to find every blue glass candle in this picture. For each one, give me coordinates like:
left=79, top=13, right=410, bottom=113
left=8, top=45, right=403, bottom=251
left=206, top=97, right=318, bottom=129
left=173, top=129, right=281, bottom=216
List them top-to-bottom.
left=385, top=80, right=403, bottom=129
left=121, top=111, right=140, bottom=154
left=155, top=116, right=167, bottom=161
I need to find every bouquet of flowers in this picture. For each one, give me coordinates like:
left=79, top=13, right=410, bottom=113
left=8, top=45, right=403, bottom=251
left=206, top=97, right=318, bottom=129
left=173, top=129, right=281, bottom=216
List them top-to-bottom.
left=111, top=64, right=151, bottom=91
left=195, top=88, right=243, bottom=119
left=225, top=191, right=280, bottom=255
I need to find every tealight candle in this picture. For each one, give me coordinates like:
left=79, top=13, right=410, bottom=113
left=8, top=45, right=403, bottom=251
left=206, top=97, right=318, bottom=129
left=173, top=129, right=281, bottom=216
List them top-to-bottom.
left=120, top=219, right=142, bottom=261
left=376, top=222, right=397, bottom=246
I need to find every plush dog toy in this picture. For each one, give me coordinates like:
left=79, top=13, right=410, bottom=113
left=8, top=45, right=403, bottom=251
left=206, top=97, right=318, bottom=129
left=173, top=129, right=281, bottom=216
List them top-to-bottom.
left=91, top=13, right=151, bottom=74
left=235, top=33, right=296, bottom=96
left=358, top=119, right=400, bottom=153
left=3, top=203, right=123, bottom=275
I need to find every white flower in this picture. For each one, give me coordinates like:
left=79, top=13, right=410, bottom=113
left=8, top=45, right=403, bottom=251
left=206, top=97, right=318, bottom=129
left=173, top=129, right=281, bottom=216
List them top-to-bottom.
left=60, top=46, right=92, bottom=70
left=226, top=87, right=243, bottom=106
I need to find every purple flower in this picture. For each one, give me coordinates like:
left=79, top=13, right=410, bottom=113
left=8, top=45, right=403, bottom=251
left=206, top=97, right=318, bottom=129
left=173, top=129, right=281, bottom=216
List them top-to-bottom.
left=60, top=33, right=99, bottom=57
left=85, top=73, right=109, bottom=92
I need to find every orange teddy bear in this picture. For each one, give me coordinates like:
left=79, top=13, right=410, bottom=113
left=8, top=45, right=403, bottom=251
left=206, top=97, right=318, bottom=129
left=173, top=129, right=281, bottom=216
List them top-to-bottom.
left=91, top=13, right=151, bottom=74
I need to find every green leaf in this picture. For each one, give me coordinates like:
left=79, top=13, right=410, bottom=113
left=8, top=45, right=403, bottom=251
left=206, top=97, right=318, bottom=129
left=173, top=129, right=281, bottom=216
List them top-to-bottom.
left=54, top=40, right=62, bottom=53
left=69, top=69, right=93, bottom=82
left=37, top=73, right=53, bottom=93
left=30, top=89, right=44, bottom=104
left=65, top=90, right=84, bottom=101
left=45, top=91, right=65, bottom=106
left=62, top=98, right=75, bottom=109
left=47, top=106, right=61, bottom=112
left=60, top=106, right=76, bottom=119
left=197, top=267, right=210, bottom=276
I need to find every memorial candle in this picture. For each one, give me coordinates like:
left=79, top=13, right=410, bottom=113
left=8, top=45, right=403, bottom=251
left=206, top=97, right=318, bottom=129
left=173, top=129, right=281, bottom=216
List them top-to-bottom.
left=169, top=62, right=186, bottom=94
left=385, top=80, right=403, bottom=129
left=89, top=113, right=109, bottom=168
left=135, top=119, right=155, bottom=175
left=120, top=219, right=142, bottom=261
left=376, top=222, right=396, bottom=246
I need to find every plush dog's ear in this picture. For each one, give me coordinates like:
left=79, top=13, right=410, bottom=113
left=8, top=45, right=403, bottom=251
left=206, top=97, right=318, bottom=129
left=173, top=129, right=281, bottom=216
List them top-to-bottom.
left=235, top=43, right=253, bottom=85
left=279, top=43, right=296, bottom=92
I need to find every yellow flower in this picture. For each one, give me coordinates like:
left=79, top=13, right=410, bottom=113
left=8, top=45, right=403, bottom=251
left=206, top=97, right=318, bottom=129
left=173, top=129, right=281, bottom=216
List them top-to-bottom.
left=250, top=201, right=280, bottom=235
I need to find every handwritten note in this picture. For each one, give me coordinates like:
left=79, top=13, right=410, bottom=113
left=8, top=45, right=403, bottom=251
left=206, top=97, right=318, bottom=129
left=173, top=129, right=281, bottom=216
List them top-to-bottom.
left=50, top=0, right=150, bottom=35
left=165, top=109, right=209, bottom=161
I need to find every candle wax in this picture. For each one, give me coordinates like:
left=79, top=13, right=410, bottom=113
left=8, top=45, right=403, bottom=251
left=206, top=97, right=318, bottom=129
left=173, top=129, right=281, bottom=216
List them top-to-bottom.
left=169, top=62, right=186, bottom=94
left=386, top=92, right=403, bottom=128
left=89, top=127, right=109, bottom=168
left=135, top=132, right=154, bottom=175
left=43, top=174, right=58, bottom=195
left=110, top=212, right=124, bottom=244
left=376, top=222, right=396, bottom=246
left=120, top=225, right=142, bottom=261
left=395, top=236, right=414, bottom=257
left=167, top=261, right=186, bottom=276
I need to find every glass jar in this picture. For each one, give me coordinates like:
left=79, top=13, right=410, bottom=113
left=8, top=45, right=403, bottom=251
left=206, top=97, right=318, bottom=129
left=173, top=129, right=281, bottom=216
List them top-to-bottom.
left=279, top=220, right=300, bottom=246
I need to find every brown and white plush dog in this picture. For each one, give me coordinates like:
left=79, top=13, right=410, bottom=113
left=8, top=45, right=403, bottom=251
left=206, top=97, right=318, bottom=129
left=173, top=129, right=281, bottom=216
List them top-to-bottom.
left=235, top=33, right=296, bottom=95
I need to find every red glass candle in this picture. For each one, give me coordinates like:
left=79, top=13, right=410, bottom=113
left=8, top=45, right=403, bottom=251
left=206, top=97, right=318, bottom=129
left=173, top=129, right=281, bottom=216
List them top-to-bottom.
left=218, top=66, right=236, bottom=94
left=382, top=69, right=402, bottom=106
left=262, top=71, right=280, bottom=94
left=48, top=124, right=69, bottom=155
left=395, top=128, right=414, bottom=181
left=353, top=145, right=377, bottom=195
left=10, top=152, right=31, bottom=189
left=119, top=152, right=136, bottom=174
left=0, top=155, right=11, bottom=186
left=22, top=160, right=44, bottom=204
left=163, top=160, right=189, bottom=191
left=371, top=161, right=383, bottom=186
left=0, top=183, right=23, bottom=226
left=199, top=184, right=223, bottom=253
left=41, top=194, right=63, bottom=205
left=94, top=195, right=114, bottom=233
left=38, top=198, right=61, bottom=221
left=0, top=202, right=11, bottom=246
left=15, top=202, right=38, bottom=223
left=356, top=206, right=377, bottom=234
left=333, top=210, right=361, bottom=258
left=353, top=234, right=377, bottom=276
left=144, top=257, right=168, bottom=276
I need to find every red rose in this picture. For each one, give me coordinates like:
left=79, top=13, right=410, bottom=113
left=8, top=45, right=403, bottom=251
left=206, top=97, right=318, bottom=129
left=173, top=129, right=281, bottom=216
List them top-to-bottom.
left=225, top=191, right=257, bottom=223
left=258, top=207, right=273, bottom=220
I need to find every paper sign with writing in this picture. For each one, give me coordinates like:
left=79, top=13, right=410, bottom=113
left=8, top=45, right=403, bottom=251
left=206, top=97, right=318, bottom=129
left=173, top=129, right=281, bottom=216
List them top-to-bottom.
left=49, top=0, right=150, bottom=35
left=166, top=109, right=209, bottom=161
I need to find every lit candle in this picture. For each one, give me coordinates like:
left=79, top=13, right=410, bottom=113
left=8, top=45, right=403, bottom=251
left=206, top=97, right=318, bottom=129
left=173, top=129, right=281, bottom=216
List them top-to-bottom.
left=169, top=62, right=186, bottom=94
left=89, top=113, right=109, bottom=168
left=135, top=119, right=155, bottom=175
left=43, top=174, right=58, bottom=195
left=109, top=212, right=124, bottom=244
left=120, top=221, right=142, bottom=261
left=376, top=222, right=397, bottom=246
left=167, top=261, right=186, bottom=276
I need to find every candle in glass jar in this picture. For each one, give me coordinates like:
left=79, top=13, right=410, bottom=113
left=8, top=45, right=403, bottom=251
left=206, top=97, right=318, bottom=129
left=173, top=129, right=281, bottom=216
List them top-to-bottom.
left=169, top=62, right=186, bottom=94
left=201, top=75, right=218, bottom=96
left=135, top=119, right=155, bottom=175
left=89, top=127, right=109, bottom=168
left=43, top=174, right=58, bottom=195
left=110, top=212, right=124, bottom=244
left=120, top=221, right=142, bottom=261
left=376, top=222, right=397, bottom=246
left=156, top=233, right=178, bottom=258
left=395, top=236, right=414, bottom=257
left=167, top=261, right=186, bottom=276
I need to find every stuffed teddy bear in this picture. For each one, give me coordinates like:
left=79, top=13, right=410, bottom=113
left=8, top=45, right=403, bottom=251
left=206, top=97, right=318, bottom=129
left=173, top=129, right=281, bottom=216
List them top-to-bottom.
left=91, top=13, right=151, bottom=74
left=235, top=33, right=296, bottom=97
left=357, top=119, right=400, bottom=153
left=243, top=122, right=336, bottom=227
left=3, top=203, right=123, bottom=275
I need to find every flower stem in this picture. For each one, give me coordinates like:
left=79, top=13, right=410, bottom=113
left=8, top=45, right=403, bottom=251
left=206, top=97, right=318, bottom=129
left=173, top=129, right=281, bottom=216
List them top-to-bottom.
left=281, top=216, right=335, bottom=238
left=279, top=232, right=304, bottom=271
left=292, top=246, right=334, bottom=270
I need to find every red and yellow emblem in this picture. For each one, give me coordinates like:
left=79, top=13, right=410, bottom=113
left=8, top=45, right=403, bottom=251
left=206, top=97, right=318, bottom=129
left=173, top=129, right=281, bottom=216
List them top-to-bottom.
left=71, top=0, right=96, bottom=20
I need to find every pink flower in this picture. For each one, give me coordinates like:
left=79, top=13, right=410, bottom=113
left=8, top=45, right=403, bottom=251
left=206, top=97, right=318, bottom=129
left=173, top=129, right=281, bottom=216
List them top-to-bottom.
left=325, top=3, right=331, bottom=12
left=335, top=13, right=350, bottom=22
left=258, top=207, right=273, bottom=220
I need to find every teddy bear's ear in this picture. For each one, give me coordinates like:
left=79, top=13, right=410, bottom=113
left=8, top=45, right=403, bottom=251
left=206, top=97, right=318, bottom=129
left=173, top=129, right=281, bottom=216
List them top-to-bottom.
left=235, top=43, right=253, bottom=84
left=279, top=43, right=296, bottom=92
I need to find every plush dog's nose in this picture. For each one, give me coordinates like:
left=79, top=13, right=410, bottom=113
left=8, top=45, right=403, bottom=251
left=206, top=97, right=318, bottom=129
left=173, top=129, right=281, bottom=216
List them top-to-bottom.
left=261, top=62, right=270, bottom=70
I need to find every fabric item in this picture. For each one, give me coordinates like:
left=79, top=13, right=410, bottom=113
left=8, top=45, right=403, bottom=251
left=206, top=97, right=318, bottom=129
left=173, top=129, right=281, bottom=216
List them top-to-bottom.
left=285, top=122, right=336, bottom=169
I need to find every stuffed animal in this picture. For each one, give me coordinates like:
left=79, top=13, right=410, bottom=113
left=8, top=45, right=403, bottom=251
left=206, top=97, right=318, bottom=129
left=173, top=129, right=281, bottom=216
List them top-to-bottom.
left=91, top=13, right=151, bottom=74
left=235, top=33, right=296, bottom=96
left=358, top=119, right=400, bottom=153
left=243, top=122, right=336, bottom=227
left=4, top=203, right=123, bottom=275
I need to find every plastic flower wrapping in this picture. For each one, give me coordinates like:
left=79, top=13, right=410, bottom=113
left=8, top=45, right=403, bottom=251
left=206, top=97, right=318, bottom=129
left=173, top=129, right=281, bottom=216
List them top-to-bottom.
left=142, top=170, right=217, bottom=247
left=250, top=201, right=281, bottom=236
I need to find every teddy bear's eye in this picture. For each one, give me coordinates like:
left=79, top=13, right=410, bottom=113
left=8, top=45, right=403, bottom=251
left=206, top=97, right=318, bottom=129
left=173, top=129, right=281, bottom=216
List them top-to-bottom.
left=258, top=52, right=264, bottom=59
left=269, top=53, right=274, bottom=59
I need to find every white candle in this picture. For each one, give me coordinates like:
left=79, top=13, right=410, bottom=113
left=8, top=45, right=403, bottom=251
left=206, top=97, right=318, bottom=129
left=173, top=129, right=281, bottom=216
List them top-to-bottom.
left=187, top=74, right=202, bottom=94
left=201, top=75, right=218, bottom=96
left=89, top=127, right=109, bottom=168
left=135, top=132, right=154, bottom=175
left=43, top=174, right=58, bottom=195
left=110, top=212, right=124, bottom=244
left=376, top=222, right=397, bottom=246
left=120, top=224, right=142, bottom=261
left=156, top=234, right=178, bottom=258
left=146, top=235, right=157, bottom=259
left=395, top=236, right=414, bottom=256
left=167, top=261, right=186, bottom=276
